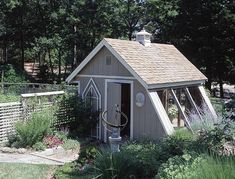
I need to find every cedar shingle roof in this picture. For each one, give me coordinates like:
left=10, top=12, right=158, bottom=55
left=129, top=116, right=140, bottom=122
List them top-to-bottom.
left=104, top=38, right=207, bottom=85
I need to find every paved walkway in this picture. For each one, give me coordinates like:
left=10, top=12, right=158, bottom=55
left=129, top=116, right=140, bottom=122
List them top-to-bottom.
left=0, top=147, right=79, bottom=165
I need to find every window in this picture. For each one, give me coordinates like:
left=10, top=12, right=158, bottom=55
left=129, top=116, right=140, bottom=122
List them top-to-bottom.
left=106, top=55, right=111, bottom=65
left=82, top=78, right=101, bottom=139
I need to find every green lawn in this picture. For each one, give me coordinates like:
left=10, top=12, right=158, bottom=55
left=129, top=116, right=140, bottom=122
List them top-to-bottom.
left=0, top=163, right=55, bottom=179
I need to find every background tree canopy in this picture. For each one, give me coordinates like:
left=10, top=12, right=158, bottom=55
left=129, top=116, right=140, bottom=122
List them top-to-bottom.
left=0, top=0, right=234, bottom=92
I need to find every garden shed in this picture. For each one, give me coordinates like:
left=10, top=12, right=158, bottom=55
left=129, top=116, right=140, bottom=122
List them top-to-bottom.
left=66, top=29, right=217, bottom=142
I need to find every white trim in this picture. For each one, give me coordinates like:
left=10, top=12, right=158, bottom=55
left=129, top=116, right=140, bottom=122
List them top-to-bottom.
left=66, top=39, right=148, bottom=89
left=76, top=74, right=135, bottom=80
left=82, top=78, right=102, bottom=139
left=104, top=79, right=134, bottom=142
left=148, top=80, right=206, bottom=90
left=198, top=86, right=217, bottom=120
left=184, top=87, right=203, bottom=121
left=21, top=91, right=64, bottom=98
left=148, top=91, right=174, bottom=135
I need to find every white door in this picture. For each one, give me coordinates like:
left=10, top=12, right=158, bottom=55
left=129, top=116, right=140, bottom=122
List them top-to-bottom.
left=106, top=82, right=122, bottom=138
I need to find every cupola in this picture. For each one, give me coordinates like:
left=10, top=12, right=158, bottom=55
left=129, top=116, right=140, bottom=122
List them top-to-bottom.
left=136, top=29, right=151, bottom=47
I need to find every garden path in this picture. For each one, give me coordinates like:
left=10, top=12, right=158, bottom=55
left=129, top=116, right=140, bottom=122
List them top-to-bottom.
left=0, top=147, right=78, bottom=165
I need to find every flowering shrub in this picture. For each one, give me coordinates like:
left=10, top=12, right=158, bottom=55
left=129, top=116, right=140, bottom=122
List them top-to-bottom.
left=43, top=135, right=64, bottom=148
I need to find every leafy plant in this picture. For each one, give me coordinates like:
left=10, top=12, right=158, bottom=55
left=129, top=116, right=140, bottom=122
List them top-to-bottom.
left=9, top=109, right=53, bottom=148
left=62, top=139, right=80, bottom=151
left=121, top=140, right=160, bottom=177
left=32, top=142, right=46, bottom=151
left=77, top=146, right=100, bottom=167
left=156, top=153, right=235, bottom=179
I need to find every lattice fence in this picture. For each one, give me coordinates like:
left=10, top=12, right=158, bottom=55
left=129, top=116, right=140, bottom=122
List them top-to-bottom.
left=0, top=91, right=69, bottom=144
left=0, top=102, right=23, bottom=143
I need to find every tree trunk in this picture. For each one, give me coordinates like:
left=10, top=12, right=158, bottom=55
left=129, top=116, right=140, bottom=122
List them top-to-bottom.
left=20, top=12, right=25, bottom=71
left=73, top=25, right=77, bottom=69
left=20, top=36, right=25, bottom=71
left=3, top=40, right=7, bottom=63
left=48, top=48, right=54, bottom=81
left=58, top=50, right=61, bottom=83
left=38, top=52, right=41, bottom=66
left=64, top=63, right=67, bottom=81
left=219, top=77, right=224, bottom=98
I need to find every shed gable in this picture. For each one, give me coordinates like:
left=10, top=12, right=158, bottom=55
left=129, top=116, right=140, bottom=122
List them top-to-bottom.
left=76, top=47, right=133, bottom=78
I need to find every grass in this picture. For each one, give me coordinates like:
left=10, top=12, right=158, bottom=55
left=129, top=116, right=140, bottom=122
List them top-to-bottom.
left=195, top=155, right=235, bottom=179
left=0, top=163, right=55, bottom=179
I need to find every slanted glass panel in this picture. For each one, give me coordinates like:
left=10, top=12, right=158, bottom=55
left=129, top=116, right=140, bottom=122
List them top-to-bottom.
left=157, top=88, right=193, bottom=128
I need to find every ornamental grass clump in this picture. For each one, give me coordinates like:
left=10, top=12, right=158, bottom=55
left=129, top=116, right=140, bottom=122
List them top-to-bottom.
left=93, top=150, right=138, bottom=179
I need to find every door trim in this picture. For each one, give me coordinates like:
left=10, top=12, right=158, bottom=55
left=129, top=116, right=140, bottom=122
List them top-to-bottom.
left=104, top=79, right=134, bottom=142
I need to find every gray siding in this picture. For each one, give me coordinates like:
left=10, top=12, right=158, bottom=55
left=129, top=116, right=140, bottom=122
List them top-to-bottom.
left=77, top=47, right=132, bottom=77
left=79, top=76, right=166, bottom=141
left=133, top=81, right=165, bottom=140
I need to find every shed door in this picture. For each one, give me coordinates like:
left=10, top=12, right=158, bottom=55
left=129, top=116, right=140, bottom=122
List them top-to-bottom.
left=107, top=82, right=122, bottom=137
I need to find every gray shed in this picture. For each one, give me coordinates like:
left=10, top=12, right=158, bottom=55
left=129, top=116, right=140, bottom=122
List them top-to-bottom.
left=66, top=30, right=217, bottom=142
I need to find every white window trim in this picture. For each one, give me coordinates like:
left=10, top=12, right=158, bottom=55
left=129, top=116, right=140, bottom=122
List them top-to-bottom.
left=104, top=79, right=134, bottom=142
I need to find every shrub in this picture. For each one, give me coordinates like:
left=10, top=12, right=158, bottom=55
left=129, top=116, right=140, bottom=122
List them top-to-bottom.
left=2, top=64, right=27, bottom=83
left=0, top=93, right=20, bottom=103
left=56, top=94, right=99, bottom=137
left=9, top=109, right=53, bottom=148
left=196, top=116, right=235, bottom=152
left=158, top=129, right=195, bottom=162
left=62, top=139, right=80, bottom=151
left=121, top=140, right=160, bottom=177
left=32, top=142, right=46, bottom=151
left=77, top=146, right=100, bottom=167
left=156, top=152, right=204, bottom=179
